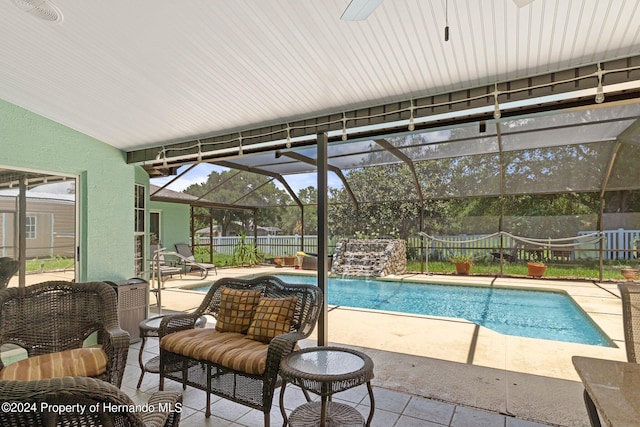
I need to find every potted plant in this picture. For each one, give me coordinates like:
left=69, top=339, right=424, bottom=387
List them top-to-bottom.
left=232, top=232, right=263, bottom=267
left=451, top=254, right=473, bottom=275
left=527, top=261, right=547, bottom=278
left=621, top=266, right=639, bottom=281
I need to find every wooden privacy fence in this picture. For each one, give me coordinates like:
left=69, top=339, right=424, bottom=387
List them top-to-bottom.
left=580, top=229, right=640, bottom=260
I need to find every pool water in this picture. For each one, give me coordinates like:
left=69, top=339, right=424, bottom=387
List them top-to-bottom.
left=193, top=274, right=613, bottom=347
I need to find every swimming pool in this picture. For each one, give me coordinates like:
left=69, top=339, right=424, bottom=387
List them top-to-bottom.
left=192, top=274, right=612, bottom=347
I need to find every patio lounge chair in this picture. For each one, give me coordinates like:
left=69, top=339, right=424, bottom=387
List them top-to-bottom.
left=174, top=243, right=217, bottom=278
left=151, top=245, right=183, bottom=280
left=0, top=257, right=19, bottom=290
left=158, top=275, right=323, bottom=426
left=0, top=281, right=130, bottom=387
left=0, top=376, right=182, bottom=427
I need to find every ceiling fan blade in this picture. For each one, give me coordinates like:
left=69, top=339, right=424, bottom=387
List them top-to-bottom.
left=341, top=0, right=384, bottom=21
left=512, top=0, right=536, bottom=7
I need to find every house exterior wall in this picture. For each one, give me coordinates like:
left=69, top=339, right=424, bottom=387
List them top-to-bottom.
left=1, top=98, right=145, bottom=282
left=149, top=200, right=190, bottom=254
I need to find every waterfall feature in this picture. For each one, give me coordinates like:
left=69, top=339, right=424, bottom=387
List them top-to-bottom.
left=331, top=239, right=407, bottom=277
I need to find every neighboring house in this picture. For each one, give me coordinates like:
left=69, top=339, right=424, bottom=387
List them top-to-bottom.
left=0, top=190, right=75, bottom=259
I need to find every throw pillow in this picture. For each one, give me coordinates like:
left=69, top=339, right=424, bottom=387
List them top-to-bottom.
left=215, top=287, right=262, bottom=333
left=247, top=296, right=297, bottom=343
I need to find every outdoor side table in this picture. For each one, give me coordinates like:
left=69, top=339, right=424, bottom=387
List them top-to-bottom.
left=136, top=314, right=206, bottom=389
left=279, top=346, right=375, bottom=427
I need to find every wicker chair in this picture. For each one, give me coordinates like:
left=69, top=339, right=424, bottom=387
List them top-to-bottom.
left=0, top=257, right=19, bottom=290
left=158, top=275, right=323, bottom=426
left=0, top=281, right=130, bottom=387
left=619, top=282, right=640, bottom=363
left=583, top=283, right=640, bottom=427
left=0, top=376, right=182, bottom=427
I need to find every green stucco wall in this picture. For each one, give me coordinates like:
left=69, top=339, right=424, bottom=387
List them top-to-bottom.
left=1, top=98, right=145, bottom=282
left=149, top=200, right=190, bottom=252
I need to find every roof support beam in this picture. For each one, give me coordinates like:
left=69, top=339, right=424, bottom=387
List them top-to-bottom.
left=317, top=132, right=329, bottom=347
left=373, top=138, right=423, bottom=205
left=280, top=151, right=360, bottom=212
left=215, top=160, right=303, bottom=211
left=150, top=163, right=198, bottom=196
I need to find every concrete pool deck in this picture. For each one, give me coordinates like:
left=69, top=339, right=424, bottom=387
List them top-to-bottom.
left=160, top=267, right=627, bottom=426
left=9, top=268, right=629, bottom=426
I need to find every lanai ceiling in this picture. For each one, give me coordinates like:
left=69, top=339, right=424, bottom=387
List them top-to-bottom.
left=2, top=0, right=640, bottom=153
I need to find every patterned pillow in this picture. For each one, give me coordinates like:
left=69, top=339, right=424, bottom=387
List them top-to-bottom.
left=215, top=287, right=262, bottom=333
left=247, top=296, right=297, bottom=343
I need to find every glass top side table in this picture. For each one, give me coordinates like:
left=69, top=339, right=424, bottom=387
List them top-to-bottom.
left=136, top=314, right=206, bottom=389
left=279, top=346, right=375, bottom=426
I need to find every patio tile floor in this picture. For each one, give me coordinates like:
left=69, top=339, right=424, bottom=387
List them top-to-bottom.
left=122, top=338, right=556, bottom=427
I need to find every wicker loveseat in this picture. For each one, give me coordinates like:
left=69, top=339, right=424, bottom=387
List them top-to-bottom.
left=158, top=275, right=323, bottom=426
left=0, top=281, right=130, bottom=387
left=0, top=376, right=182, bottom=427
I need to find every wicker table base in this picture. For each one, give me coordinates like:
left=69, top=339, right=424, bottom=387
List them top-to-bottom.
left=279, top=346, right=375, bottom=427
left=289, top=401, right=364, bottom=427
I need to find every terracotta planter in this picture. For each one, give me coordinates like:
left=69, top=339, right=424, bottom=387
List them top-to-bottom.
left=283, top=256, right=297, bottom=266
left=454, top=261, right=472, bottom=275
left=527, top=262, right=546, bottom=278
left=621, top=268, right=639, bottom=281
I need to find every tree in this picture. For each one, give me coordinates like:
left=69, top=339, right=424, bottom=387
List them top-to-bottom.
left=183, top=170, right=290, bottom=235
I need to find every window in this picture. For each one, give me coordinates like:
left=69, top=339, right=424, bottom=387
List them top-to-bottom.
left=134, top=184, right=146, bottom=276
left=150, top=211, right=160, bottom=244
left=25, top=215, right=36, bottom=239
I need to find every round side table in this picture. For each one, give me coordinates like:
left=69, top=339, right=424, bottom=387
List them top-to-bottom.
left=136, top=314, right=206, bottom=389
left=279, top=346, right=375, bottom=427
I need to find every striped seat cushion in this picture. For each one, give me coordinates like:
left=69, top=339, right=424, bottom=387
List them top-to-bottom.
left=161, top=329, right=269, bottom=375
left=0, top=348, right=108, bottom=381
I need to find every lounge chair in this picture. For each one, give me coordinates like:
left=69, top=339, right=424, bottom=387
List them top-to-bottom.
left=174, top=243, right=217, bottom=278
left=151, top=245, right=182, bottom=280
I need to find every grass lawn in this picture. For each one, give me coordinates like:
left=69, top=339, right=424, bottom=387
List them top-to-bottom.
left=22, top=254, right=633, bottom=282
left=406, top=260, right=632, bottom=281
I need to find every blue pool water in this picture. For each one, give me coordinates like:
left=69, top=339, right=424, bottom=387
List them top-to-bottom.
left=193, top=274, right=612, bottom=347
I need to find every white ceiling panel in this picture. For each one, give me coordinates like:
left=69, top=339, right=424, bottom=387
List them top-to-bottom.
left=1, top=0, right=639, bottom=151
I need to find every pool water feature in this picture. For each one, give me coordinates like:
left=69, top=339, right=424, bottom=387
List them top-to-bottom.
left=192, top=275, right=613, bottom=347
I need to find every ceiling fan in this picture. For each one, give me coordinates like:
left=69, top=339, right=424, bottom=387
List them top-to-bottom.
left=341, top=0, right=536, bottom=21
